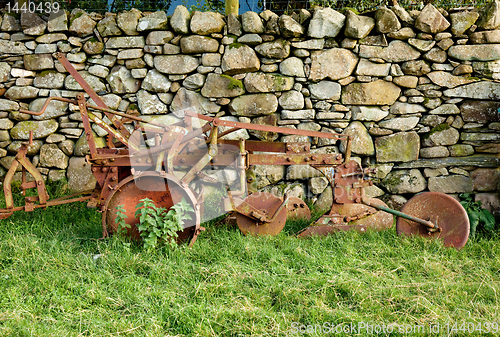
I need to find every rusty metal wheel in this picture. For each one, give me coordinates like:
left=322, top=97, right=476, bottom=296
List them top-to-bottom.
left=103, top=172, right=200, bottom=245
left=236, top=192, right=287, bottom=236
left=396, top=192, right=470, bottom=250
left=286, top=197, right=311, bottom=222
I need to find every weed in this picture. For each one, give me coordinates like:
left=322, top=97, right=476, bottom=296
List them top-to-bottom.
left=460, top=193, right=496, bottom=239
left=115, top=197, right=193, bottom=250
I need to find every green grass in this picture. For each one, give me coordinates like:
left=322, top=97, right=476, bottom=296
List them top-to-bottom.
left=0, top=186, right=499, bottom=336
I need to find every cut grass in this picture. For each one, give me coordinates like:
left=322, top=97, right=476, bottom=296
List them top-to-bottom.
left=0, top=187, right=499, bottom=336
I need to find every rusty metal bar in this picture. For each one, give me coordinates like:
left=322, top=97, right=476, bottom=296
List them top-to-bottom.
left=19, top=96, right=76, bottom=115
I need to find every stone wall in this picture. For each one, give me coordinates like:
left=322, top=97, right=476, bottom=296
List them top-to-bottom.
left=0, top=3, right=500, bottom=211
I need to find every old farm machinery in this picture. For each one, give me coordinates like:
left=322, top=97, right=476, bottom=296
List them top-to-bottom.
left=0, top=53, right=471, bottom=249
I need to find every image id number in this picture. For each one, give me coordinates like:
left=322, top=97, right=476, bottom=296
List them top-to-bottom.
left=6, top=1, right=60, bottom=14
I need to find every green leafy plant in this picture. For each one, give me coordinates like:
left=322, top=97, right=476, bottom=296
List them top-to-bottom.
left=459, top=193, right=496, bottom=239
left=117, top=197, right=193, bottom=250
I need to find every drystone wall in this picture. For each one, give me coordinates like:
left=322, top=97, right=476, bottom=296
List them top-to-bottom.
left=0, top=3, right=500, bottom=211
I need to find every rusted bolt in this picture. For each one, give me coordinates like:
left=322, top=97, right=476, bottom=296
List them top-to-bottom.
left=286, top=145, right=292, bottom=151
left=304, top=145, right=308, bottom=151
left=336, top=154, right=342, bottom=160
left=311, top=155, right=317, bottom=161
left=212, top=157, right=218, bottom=163
left=286, top=157, right=292, bottom=162
left=304, top=157, right=310, bottom=162
left=109, top=158, right=115, bottom=162
left=137, top=158, right=142, bottom=163
left=146, top=158, right=152, bottom=164
left=180, top=158, right=186, bottom=164
left=102, top=160, right=108, bottom=165
left=92, top=167, right=97, bottom=172
left=102, top=167, right=108, bottom=172
left=111, top=167, right=117, bottom=173
left=111, top=176, right=117, bottom=182
left=37, top=181, right=42, bottom=185
left=335, top=197, right=341, bottom=203
left=355, top=197, right=361, bottom=203
left=293, top=203, right=299, bottom=208
left=300, top=203, right=305, bottom=208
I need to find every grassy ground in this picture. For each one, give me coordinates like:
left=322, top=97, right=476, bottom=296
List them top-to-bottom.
left=0, top=185, right=499, bottom=336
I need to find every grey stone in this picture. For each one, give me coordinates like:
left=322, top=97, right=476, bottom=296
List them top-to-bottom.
left=477, top=0, right=500, bottom=30
left=392, top=4, right=414, bottom=26
left=415, top=4, right=450, bottom=33
left=171, top=5, right=190, bottom=34
left=307, top=7, right=345, bottom=38
left=375, top=7, right=401, bottom=34
left=116, top=9, right=141, bottom=35
left=48, top=10, right=68, bottom=32
left=344, top=10, right=375, bottom=39
left=137, top=11, right=168, bottom=32
left=190, top=11, right=225, bottom=35
left=242, top=11, right=264, bottom=33
left=450, top=11, right=479, bottom=36
left=21, top=12, right=46, bottom=36
left=69, top=12, right=96, bottom=37
left=1, top=13, right=21, bottom=32
left=227, top=14, right=242, bottom=36
left=278, top=15, right=304, bottom=37
left=96, top=16, right=121, bottom=37
left=387, top=27, right=416, bottom=40
left=469, top=30, right=500, bottom=44
left=237, top=34, right=262, bottom=45
left=181, top=35, right=218, bottom=54
left=106, top=36, right=145, bottom=49
left=408, top=38, right=435, bottom=52
left=255, top=39, right=291, bottom=59
left=83, top=40, right=104, bottom=55
left=359, top=40, right=421, bottom=63
left=222, top=44, right=260, bottom=75
left=448, top=44, right=500, bottom=61
left=309, top=48, right=358, bottom=81
left=424, top=48, right=447, bottom=63
left=66, top=52, right=87, bottom=63
left=23, top=54, right=53, bottom=70
left=89, top=55, right=116, bottom=67
left=154, top=55, right=199, bottom=74
left=280, top=57, right=305, bottom=77
left=355, top=58, right=391, bottom=77
left=401, top=60, right=431, bottom=76
left=0, top=62, right=11, bottom=82
left=88, top=65, right=109, bottom=78
left=106, top=65, right=140, bottom=93
left=141, top=69, right=171, bottom=93
left=32, top=71, right=65, bottom=89
left=65, top=71, right=105, bottom=92
left=426, top=71, right=473, bottom=89
left=244, top=72, right=294, bottom=93
left=201, top=73, right=245, bottom=98
left=183, top=74, right=205, bottom=90
left=393, top=76, right=419, bottom=88
left=342, top=80, right=401, bottom=105
left=308, top=81, right=341, bottom=100
left=444, top=81, right=500, bottom=99
left=4, top=86, right=38, bottom=100
left=168, top=89, right=214, bottom=115
left=137, top=90, right=167, bottom=115
left=278, top=90, right=304, bottom=110
left=229, top=94, right=278, bottom=117
left=29, top=97, right=68, bottom=120
left=0, top=99, right=19, bottom=111
left=460, top=100, right=500, bottom=122
left=429, top=104, right=460, bottom=115
left=352, top=106, right=388, bottom=121
left=281, top=109, right=315, bottom=119
left=249, top=114, right=279, bottom=141
left=421, top=115, right=446, bottom=126
left=217, top=116, right=249, bottom=140
left=379, top=117, right=419, bottom=131
left=11, top=120, right=58, bottom=139
left=339, top=121, right=374, bottom=155
left=427, top=125, right=460, bottom=146
left=375, top=131, right=420, bottom=163
left=7, top=140, right=42, bottom=155
left=39, top=144, right=68, bottom=169
left=449, top=144, right=475, bottom=157
left=420, top=146, right=450, bottom=158
left=395, top=155, right=500, bottom=169
left=67, top=157, right=96, bottom=192
left=252, top=165, right=285, bottom=189
left=383, top=169, right=426, bottom=194
left=428, top=175, right=473, bottom=193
